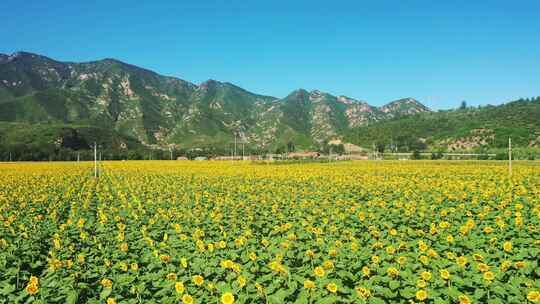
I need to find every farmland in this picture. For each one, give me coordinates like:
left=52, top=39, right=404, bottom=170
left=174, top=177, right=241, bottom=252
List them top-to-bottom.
left=0, top=161, right=539, bottom=303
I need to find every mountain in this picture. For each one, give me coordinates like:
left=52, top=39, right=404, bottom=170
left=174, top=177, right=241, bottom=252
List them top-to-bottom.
left=0, top=51, right=431, bottom=153
left=345, top=97, right=540, bottom=153
left=380, top=98, right=431, bottom=117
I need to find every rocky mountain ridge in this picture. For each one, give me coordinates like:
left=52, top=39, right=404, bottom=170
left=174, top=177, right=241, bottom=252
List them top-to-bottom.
left=0, top=51, right=431, bottom=150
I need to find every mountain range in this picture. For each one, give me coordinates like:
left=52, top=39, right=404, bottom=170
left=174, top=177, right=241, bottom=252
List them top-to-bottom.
left=0, top=51, right=430, bottom=152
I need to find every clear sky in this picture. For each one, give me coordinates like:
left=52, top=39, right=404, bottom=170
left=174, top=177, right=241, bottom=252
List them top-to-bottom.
left=1, top=0, right=539, bottom=109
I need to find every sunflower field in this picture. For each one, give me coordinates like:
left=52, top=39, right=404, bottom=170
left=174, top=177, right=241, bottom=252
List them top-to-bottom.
left=0, top=160, right=539, bottom=304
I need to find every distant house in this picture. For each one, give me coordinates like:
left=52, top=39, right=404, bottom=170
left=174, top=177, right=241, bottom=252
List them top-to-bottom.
left=287, top=151, right=320, bottom=159
left=336, top=154, right=369, bottom=160
left=212, top=155, right=262, bottom=161
left=176, top=156, right=189, bottom=160
left=194, top=156, right=207, bottom=161
left=212, top=156, right=235, bottom=160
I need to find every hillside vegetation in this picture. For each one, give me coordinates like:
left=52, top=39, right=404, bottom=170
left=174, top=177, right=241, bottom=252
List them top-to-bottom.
left=0, top=51, right=429, bottom=157
left=1, top=51, right=539, bottom=160
left=345, top=97, right=540, bottom=155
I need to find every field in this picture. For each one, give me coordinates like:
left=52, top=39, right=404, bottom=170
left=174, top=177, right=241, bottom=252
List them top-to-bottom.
left=0, top=161, right=539, bottom=304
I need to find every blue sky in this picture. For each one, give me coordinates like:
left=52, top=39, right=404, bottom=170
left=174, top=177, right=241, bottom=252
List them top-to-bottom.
left=2, top=0, right=539, bottom=109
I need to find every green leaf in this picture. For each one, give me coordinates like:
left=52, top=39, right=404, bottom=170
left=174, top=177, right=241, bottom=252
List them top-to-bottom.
left=389, top=280, right=400, bottom=290
left=0, top=281, right=15, bottom=295
left=446, top=286, right=460, bottom=300
left=400, top=287, right=416, bottom=299
left=100, top=288, right=112, bottom=300
left=269, top=289, right=291, bottom=304
left=473, top=289, right=486, bottom=300
left=65, top=290, right=78, bottom=304
left=294, top=290, right=310, bottom=304
left=315, top=296, right=338, bottom=304
left=368, top=297, right=386, bottom=304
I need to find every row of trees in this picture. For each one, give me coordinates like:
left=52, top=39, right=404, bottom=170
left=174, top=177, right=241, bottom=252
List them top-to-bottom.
left=0, top=141, right=351, bottom=162
left=0, top=144, right=186, bottom=162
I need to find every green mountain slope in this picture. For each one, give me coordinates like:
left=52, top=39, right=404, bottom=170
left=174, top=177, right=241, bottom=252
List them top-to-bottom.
left=0, top=51, right=431, bottom=152
left=345, top=97, right=540, bottom=152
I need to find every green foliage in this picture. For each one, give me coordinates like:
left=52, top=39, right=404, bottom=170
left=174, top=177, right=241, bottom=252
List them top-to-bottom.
left=2, top=51, right=540, bottom=158
left=346, top=97, right=540, bottom=152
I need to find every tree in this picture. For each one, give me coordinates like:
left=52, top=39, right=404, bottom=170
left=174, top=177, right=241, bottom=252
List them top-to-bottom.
left=287, top=141, right=296, bottom=153
left=375, top=142, right=385, bottom=153
left=333, top=144, right=345, bottom=155
left=431, top=151, right=444, bottom=160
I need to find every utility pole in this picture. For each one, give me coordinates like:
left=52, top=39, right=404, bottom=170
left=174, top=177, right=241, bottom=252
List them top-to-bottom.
left=234, top=133, right=237, bottom=160
left=508, top=137, right=512, bottom=178
left=94, top=142, right=98, bottom=179
left=242, top=142, right=245, bottom=160
left=170, top=148, right=173, bottom=161
left=9, top=152, right=12, bottom=162
left=77, top=152, right=80, bottom=162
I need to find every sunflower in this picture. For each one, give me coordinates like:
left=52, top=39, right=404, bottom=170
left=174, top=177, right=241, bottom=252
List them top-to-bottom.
left=418, top=241, right=428, bottom=252
left=503, top=241, right=512, bottom=252
left=120, top=242, right=128, bottom=252
left=249, top=252, right=257, bottom=261
left=473, top=253, right=483, bottom=261
left=159, top=254, right=171, bottom=263
left=396, top=256, right=407, bottom=265
left=457, top=256, right=468, bottom=267
left=221, top=259, right=234, bottom=269
left=323, top=260, right=334, bottom=270
left=477, top=263, right=489, bottom=272
left=314, top=266, right=325, bottom=277
left=362, top=266, right=370, bottom=277
left=387, top=267, right=399, bottom=278
left=440, top=269, right=450, bottom=280
left=420, top=271, right=432, bottom=281
left=483, top=271, right=495, bottom=281
left=192, top=275, right=204, bottom=286
left=29, top=276, right=39, bottom=286
left=237, top=276, right=246, bottom=288
left=100, top=278, right=113, bottom=289
left=303, top=279, right=316, bottom=290
left=175, top=282, right=185, bottom=294
left=25, top=283, right=39, bottom=295
left=326, top=283, right=338, bottom=293
left=355, top=286, right=371, bottom=298
left=416, top=289, right=428, bottom=301
left=527, top=291, right=540, bottom=303
left=221, top=292, right=235, bottom=304
left=182, top=294, right=194, bottom=304
left=458, top=295, right=471, bottom=304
